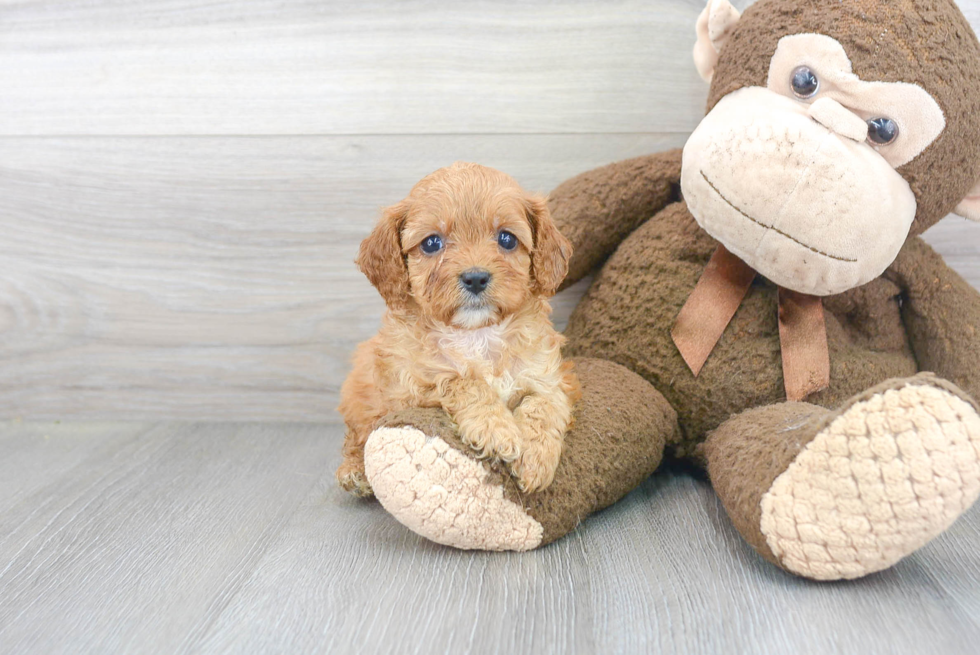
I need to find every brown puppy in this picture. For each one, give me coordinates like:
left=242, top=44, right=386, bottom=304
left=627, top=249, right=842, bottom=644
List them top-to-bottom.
left=337, top=163, right=580, bottom=497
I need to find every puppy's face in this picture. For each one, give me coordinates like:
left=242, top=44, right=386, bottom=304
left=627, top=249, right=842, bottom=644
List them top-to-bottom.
left=358, top=163, right=571, bottom=329
left=401, top=173, right=536, bottom=328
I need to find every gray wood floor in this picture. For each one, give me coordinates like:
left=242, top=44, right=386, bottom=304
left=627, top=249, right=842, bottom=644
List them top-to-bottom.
left=1, top=421, right=978, bottom=655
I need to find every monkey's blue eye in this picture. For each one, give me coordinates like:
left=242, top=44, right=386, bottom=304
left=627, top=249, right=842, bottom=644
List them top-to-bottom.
left=791, top=66, right=819, bottom=98
left=867, top=117, right=899, bottom=145
left=497, top=231, right=518, bottom=251
left=420, top=234, right=444, bottom=254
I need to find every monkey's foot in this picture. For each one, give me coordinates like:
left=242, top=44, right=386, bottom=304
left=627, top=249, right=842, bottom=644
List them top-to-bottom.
left=760, top=375, right=980, bottom=580
left=364, top=409, right=544, bottom=551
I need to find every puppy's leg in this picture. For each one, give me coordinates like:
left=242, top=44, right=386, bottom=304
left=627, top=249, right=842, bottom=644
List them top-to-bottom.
left=337, top=340, right=384, bottom=497
left=442, top=377, right=522, bottom=463
left=510, top=385, right=576, bottom=493
left=337, top=423, right=375, bottom=497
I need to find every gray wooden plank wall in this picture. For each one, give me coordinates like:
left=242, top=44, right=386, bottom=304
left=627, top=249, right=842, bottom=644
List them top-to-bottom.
left=1, top=0, right=979, bottom=423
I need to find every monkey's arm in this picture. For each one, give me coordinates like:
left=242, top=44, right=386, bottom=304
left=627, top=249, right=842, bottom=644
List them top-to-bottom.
left=549, top=148, right=683, bottom=290
left=885, top=236, right=980, bottom=402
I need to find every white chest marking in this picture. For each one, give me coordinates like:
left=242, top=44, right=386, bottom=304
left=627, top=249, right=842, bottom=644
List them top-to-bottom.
left=435, top=324, right=524, bottom=402
left=437, top=325, right=508, bottom=362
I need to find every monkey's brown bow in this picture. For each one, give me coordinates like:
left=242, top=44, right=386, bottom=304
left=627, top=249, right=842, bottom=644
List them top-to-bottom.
left=671, top=245, right=830, bottom=402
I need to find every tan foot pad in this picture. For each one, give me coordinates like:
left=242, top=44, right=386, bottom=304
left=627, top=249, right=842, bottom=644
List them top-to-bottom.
left=761, top=382, right=980, bottom=580
left=363, top=427, right=544, bottom=551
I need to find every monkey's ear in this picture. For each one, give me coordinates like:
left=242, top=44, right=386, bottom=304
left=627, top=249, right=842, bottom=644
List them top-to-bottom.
left=693, top=0, right=741, bottom=83
left=954, top=178, right=980, bottom=222
left=526, top=195, right=572, bottom=297
left=356, top=200, right=413, bottom=308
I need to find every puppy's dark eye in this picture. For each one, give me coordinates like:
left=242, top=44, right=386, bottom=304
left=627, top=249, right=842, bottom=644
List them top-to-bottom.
left=791, top=66, right=819, bottom=98
left=867, top=117, right=899, bottom=145
left=497, top=230, right=518, bottom=251
left=420, top=234, right=444, bottom=255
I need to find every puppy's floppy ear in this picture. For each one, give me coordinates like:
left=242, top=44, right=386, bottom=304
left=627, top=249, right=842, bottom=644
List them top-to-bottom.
left=526, top=194, right=572, bottom=297
left=356, top=199, right=412, bottom=308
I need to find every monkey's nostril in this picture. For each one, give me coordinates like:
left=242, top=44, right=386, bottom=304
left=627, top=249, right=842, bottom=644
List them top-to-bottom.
left=459, top=268, right=491, bottom=295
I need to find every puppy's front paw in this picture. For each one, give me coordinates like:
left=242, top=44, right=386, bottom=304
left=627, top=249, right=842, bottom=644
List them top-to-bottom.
left=458, top=414, right=523, bottom=463
left=509, top=438, right=561, bottom=493
left=337, top=459, right=374, bottom=498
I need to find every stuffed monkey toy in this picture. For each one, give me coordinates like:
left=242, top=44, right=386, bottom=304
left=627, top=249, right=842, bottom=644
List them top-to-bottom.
left=356, top=0, right=980, bottom=581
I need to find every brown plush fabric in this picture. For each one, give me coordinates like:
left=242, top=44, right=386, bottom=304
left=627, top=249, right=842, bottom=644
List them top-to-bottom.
left=708, top=0, right=980, bottom=236
left=549, top=149, right=683, bottom=291
left=562, top=202, right=920, bottom=456
left=885, top=238, right=980, bottom=404
left=380, top=358, right=680, bottom=547
left=514, top=358, right=680, bottom=545
left=703, top=401, right=829, bottom=567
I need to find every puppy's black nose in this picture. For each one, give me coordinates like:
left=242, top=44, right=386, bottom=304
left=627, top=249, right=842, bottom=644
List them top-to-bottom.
left=459, top=268, right=491, bottom=295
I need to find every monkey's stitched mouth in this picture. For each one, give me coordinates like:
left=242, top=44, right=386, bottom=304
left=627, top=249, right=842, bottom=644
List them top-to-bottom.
left=699, top=170, right=857, bottom=263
